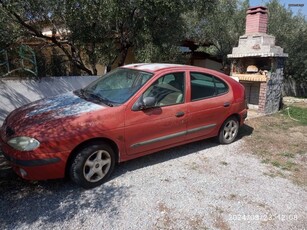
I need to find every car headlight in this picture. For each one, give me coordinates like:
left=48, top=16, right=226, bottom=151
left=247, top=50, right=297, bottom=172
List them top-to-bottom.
left=8, top=136, right=40, bottom=151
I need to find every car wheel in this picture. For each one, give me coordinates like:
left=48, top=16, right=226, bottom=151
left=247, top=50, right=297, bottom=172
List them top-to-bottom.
left=218, top=117, right=239, bottom=144
left=69, top=143, right=115, bottom=189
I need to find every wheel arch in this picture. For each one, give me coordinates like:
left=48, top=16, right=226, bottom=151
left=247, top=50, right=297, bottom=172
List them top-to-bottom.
left=219, top=113, right=240, bottom=130
left=230, top=113, right=241, bottom=123
left=65, top=137, right=119, bottom=178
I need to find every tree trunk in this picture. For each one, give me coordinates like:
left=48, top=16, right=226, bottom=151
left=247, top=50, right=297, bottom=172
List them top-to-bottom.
left=88, top=43, right=98, bottom=75
left=117, top=46, right=129, bottom=67
left=88, top=56, right=97, bottom=75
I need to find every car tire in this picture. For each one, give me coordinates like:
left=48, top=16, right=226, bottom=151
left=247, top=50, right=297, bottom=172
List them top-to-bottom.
left=218, top=117, right=239, bottom=144
left=69, top=142, right=115, bottom=189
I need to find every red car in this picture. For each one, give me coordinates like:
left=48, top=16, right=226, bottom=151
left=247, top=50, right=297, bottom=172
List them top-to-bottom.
left=0, top=64, right=247, bottom=188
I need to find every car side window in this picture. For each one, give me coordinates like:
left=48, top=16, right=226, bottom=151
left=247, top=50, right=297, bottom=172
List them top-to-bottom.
left=143, top=72, right=185, bottom=106
left=190, top=72, right=228, bottom=101
left=190, top=72, right=215, bottom=100
left=159, top=74, right=175, bottom=84
left=214, top=77, right=228, bottom=95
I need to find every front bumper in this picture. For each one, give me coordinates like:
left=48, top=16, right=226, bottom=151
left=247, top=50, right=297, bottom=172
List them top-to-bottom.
left=0, top=137, right=68, bottom=180
left=1, top=150, right=60, bottom=167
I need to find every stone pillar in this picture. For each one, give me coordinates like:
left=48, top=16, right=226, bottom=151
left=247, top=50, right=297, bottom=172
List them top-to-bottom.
left=263, top=58, right=285, bottom=113
left=258, top=82, right=267, bottom=113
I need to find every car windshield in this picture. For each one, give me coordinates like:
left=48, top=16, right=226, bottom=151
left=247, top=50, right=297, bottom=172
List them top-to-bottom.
left=78, top=68, right=153, bottom=106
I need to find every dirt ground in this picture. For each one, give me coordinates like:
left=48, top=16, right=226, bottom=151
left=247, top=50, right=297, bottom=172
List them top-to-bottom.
left=243, top=97, right=307, bottom=187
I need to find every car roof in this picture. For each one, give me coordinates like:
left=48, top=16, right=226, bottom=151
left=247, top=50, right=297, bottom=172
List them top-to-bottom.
left=121, top=63, right=229, bottom=78
left=121, top=63, right=242, bottom=92
left=122, top=63, right=189, bottom=73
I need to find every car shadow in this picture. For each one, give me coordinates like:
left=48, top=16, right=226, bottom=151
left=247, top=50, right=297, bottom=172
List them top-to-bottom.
left=113, top=123, right=254, bottom=178
left=237, top=123, right=254, bottom=140
left=0, top=124, right=254, bottom=228
left=113, top=138, right=217, bottom=177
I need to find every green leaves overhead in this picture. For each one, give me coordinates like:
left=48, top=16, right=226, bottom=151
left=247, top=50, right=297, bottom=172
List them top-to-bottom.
left=1, top=0, right=306, bottom=83
left=1, top=0, right=213, bottom=74
left=184, top=0, right=249, bottom=66
left=266, top=0, right=307, bottom=82
left=0, top=7, right=20, bottom=48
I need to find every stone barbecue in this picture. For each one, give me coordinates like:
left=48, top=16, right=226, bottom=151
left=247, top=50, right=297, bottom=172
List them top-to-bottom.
left=228, top=6, right=288, bottom=113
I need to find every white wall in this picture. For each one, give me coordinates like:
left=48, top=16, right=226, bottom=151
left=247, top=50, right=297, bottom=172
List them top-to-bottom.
left=0, top=76, right=99, bottom=124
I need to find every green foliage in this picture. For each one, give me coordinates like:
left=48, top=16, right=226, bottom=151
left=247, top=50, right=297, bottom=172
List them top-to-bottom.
left=1, top=0, right=214, bottom=75
left=2, top=0, right=306, bottom=83
left=184, top=0, right=249, bottom=66
left=266, top=0, right=307, bottom=83
left=0, top=7, right=21, bottom=49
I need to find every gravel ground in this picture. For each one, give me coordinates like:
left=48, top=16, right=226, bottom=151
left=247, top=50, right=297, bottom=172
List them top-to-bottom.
left=0, top=139, right=307, bottom=230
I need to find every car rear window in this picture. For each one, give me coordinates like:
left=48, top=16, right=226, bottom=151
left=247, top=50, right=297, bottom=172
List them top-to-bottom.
left=190, top=72, right=228, bottom=101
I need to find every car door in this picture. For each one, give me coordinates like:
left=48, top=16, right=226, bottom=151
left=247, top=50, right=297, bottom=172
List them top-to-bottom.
left=186, top=71, right=232, bottom=141
left=124, top=72, right=187, bottom=156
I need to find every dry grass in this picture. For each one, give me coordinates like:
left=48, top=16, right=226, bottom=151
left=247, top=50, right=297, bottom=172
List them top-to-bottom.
left=242, top=106, right=307, bottom=186
left=154, top=202, right=209, bottom=229
left=155, top=202, right=174, bottom=229
left=211, top=207, right=230, bottom=230
left=213, top=215, right=230, bottom=230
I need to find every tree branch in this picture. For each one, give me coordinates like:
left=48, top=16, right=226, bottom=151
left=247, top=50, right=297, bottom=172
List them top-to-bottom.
left=0, top=1, right=93, bottom=75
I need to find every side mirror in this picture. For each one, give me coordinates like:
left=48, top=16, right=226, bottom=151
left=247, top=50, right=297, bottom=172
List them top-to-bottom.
left=132, top=96, right=156, bottom=111
left=143, top=97, right=156, bottom=108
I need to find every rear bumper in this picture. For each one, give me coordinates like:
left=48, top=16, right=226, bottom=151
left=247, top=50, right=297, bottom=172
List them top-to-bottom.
left=239, top=109, right=248, bottom=125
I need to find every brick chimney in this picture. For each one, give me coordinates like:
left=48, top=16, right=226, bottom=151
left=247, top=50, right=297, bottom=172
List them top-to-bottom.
left=245, top=6, right=268, bottom=34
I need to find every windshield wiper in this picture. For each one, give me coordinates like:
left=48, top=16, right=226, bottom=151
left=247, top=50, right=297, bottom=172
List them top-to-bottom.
left=79, top=88, right=87, bottom=97
left=78, top=89, right=114, bottom=107
left=87, top=93, right=114, bottom=107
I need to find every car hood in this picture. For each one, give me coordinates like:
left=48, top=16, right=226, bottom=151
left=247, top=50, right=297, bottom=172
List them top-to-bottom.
left=4, top=91, right=104, bottom=135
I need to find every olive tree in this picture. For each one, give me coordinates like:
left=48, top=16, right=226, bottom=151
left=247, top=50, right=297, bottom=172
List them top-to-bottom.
left=0, top=0, right=213, bottom=75
left=184, top=0, right=249, bottom=67
left=266, top=0, right=307, bottom=84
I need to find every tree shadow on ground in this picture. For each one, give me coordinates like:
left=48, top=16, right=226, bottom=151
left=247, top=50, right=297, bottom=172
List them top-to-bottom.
left=0, top=124, right=254, bottom=229
left=0, top=165, right=129, bottom=229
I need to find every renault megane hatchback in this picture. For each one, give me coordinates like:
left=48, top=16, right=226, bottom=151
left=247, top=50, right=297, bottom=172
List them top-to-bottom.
left=0, top=63, right=247, bottom=188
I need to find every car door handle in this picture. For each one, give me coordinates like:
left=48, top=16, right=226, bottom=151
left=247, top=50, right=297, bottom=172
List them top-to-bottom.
left=224, top=102, right=230, bottom=107
left=175, top=111, right=185, bottom=117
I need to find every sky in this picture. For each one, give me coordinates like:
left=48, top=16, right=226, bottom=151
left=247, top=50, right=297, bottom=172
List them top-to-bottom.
left=249, top=0, right=307, bottom=16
